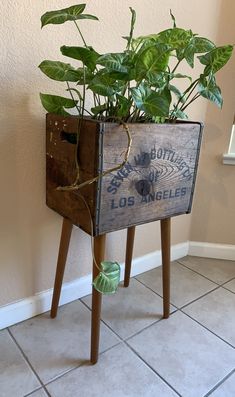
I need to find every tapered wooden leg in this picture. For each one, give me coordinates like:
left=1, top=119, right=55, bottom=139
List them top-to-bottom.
left=50, top=218, right=73, bottom=319
left=160, top=218, right=171, bottom=319
left=124, top=226, right=136, bottom=287
left=90, top=234, right=106, bottom=365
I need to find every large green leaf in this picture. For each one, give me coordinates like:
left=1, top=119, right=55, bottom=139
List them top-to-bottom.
left=41, top=4, right=98, bottom=27
left=157, top=28, right=192, bottom=50
left=184, top=37, right=215, bottom=68
left=135, top=43, right=171, bottom=80
left=198, top=45, right=233, bottom=75
left=61, top=46, right=99, bottom=71
left=97, top=53, right=129, bottom=73
left=39, top=60, right=81, bottom=82
left=75, top=67, right=94, bottom=84
left=89, top=71, right=124, bottom=97
left=146, top=72, right=167, bottom=89
left=198, top=76, right=223, bottom=108
left=131, top=84, right=171, bottom=117
left=169, top=84, right=185, bottom=103
left=40, top=93, right=77, bottom=115
left=116, top=94, right=131, bottom=117
left=91, top=103, right=108, bottom=116
left=170, top=108, right=188, bottom=119
left=93, top=262, right=121, bottom=295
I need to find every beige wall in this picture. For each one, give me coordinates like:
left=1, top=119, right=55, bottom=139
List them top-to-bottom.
left=0, top=0, right=233, bottom=307
left=190, top=0, right=235, bottom=244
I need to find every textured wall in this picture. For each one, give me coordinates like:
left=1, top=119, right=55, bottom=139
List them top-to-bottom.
left=0, top=0, right=232, bottom=306
left=190, top=0, right=235, bottom=244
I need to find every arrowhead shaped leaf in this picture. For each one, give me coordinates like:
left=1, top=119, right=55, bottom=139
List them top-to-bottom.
left=41, top=4, right=98, bottom=28
left=157, top=28, right=192, bottom=50
left=184, top=37, right=215, bottom=68
left=135, top=43, right=171, bottom=80
left=198, top=45, right=233, bottom=75
left=61, top=46, right=100, bottom=71
left=97, top=53, right=129, bottom=73
left=39, top=60, right=81, bottom=82
left=89, top=71, right=124, bottom=97
left=198, top=76, right=223, bottom=108
left=131, top=84, right=171, bottom=117
left=169, top=84, right=186, bottom=103
left=40, top=93, right=77, bottom=115
left=116, top=94, right=131, bottom=117
left=171, top=108, right=188, bottom=119
left=93, top=262, right=121, bottom=295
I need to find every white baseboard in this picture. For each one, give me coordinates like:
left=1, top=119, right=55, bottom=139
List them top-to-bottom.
left=189, top=241, right=235, bottom=261
left=0, top=242, right=189, bottom=330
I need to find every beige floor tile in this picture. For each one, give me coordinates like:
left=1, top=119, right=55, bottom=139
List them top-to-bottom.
left=178, top=256, right=235, bottom=284
left=136, top=262, right=216, bottom=307
left=82, top=278, right=175, bottom=339
left=223, top=278, right=235, bottom=293
left=183, top=287, right=235, bottom=346
left=10, top=300, right=119, bottom=383
left=128, top=311, right=235, bottom=397
left=0, top=330, right=40, bottom=397
left=47, top=344, right=178, bottom=397
left=210, top=372, right=235, bottom=397
left=28, top=389, right=48, bottom=397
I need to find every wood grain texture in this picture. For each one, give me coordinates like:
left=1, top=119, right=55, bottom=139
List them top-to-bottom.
left=46, top=114, right=99, bottom=234
left=46, top=115, right=202, bottom=236
left=97, top=122, right=202, bottom=234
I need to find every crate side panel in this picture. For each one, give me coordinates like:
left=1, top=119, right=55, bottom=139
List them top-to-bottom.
left=46, top=115, right=99, bottom=233
left=97, top=122, right=202, bottom=234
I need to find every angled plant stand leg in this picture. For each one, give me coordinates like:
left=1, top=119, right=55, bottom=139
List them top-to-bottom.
left=50, top=217, right=73, bottom=318
left=161, top=217, right=171, bottom=319
left=124, top=226, right=136, bottom=287
left=90, top=234, right=106, bottom=364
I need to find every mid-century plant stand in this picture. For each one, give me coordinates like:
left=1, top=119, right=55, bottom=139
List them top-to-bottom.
left=46, top=113, right=202, bottom=364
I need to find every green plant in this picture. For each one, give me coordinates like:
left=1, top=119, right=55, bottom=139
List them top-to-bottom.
left=39, top=3, right=233, bottom=123
left=39, top=4, right=233, bottom=294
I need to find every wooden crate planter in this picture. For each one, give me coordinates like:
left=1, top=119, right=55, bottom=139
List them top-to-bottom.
left=46, top=113, right=203, bottom=234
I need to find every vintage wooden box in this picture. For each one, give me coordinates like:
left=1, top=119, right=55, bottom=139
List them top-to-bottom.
left=46, top=114, right=203, bottom=236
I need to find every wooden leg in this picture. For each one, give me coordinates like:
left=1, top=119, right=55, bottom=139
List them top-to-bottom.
left=50, top=218, right=73, bottom=319
left=160, top=218, right=171, bottom=319
left=124, top=226, right=136, bottom=287
left=90, top=234, right=106, bottom=365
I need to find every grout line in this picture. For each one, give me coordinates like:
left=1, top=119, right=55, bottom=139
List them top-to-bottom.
left=176, top=259, right=235, bottom=288
left=176, top=260, right=221, bottom=285
left=135, top=272, right=220, bottom=312
left=134, top=276, right=178, bottom=310
left=221, top=276, right=235, bottom=286
left=179, top=285, right=221, bottom=310
left=222, top=285, right=235, bottom=295
left=80, top=291, right=178, bottom=342
left=180, top=309, right=235, bottom=349
left=7, top=328, right=52, bottom=397
left=124, top=340, right=182, bottom=397
left=43, top=342, right=124, bottom=388
left=203, top=368, right=235, bottom=397
left=24, top=386, right=52, bottom=397
left=23, top=388, right=43, bottom=397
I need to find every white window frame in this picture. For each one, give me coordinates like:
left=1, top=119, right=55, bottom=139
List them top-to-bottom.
left=223, top=116, right=235, bottom=165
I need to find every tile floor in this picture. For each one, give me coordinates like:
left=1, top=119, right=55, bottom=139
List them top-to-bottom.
left=1, top=256, right=235, bottom=397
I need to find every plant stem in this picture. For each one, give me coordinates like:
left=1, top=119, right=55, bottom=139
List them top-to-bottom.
left=74, top=21, right=88, bottom=47
left=171, top=59, right=181, bottom=74
left=73, top=65, right=86, bottom=184
left=172, top=78, right=199, bottom=115
left=66, top=81, right=81, bottom=116
left=180, top=93, right=201, bottom=112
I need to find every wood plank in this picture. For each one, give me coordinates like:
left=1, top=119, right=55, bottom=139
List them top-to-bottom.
left=46, top=114, right=99, bottom=234
left=97, top=122, right=202, bottom=234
